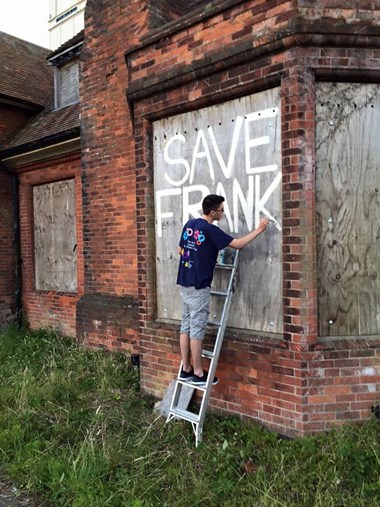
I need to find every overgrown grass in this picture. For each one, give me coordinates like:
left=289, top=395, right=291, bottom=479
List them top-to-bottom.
left=0, top=326, right=380, bottom=506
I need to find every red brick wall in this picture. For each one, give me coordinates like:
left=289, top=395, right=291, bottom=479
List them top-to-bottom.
left=78, top=0, right=380, bottom=435
left=80, top=0, right=149, bottom=297
left=126, top=0, right=380, bottom=435
left=77, top=1, right=159, bottom=353
left=0, top=102, right=34, bottom=328
left=0, top=104, right=32, bottom=145
left=16, top=153, right=83, bottom=337
left=0, top=170, right=16, bottom=326
left=303, top=338, right=380, bottom=432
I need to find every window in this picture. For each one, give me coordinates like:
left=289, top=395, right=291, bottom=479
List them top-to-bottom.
left=55, top=60, right=79, bottom=109
left=316, top=82, right=380, bottom=336
left=153, top=88, right=283, bottom=333
left=33, top=180, right=77, bottom=292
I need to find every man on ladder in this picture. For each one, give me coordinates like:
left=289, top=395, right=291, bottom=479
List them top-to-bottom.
left=166, top=194, right=269, bottom=444
left=177, top=194, right=269, bottom=386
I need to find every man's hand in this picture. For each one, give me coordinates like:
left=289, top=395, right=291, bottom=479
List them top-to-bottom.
left=229, top=216, right=270, bottom=250
left=257, top=216, right=270, bottom=233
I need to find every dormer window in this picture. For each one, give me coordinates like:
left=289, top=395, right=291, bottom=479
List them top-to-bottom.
left=48, top=34, right=82, bottom=110
left=54, top=59, right=79, bottom=108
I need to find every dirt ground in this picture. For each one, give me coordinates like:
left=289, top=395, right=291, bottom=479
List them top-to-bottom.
left=0, top=482, right=38, bottom=507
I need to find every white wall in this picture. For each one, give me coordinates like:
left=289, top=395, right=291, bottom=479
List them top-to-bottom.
left=48, top=0, right=86, bottom=49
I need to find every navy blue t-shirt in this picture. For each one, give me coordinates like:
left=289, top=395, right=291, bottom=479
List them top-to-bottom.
left=177, top=218, right=233, bottom=289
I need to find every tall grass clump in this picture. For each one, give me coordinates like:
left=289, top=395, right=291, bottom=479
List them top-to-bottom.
left=0, top=325, right=380, bottom=507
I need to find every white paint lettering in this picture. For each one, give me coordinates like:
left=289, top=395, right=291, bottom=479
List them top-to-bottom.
left=155, top=102, right=282, bottom=237
left=245, top=107, right=279, bottom=175
left=208, top=115, right=244, bottom=179
left=190, top=129, right=215, bottom=184
left=163, top=134, right=191, bottom=186
left=255, top=172, right=282, bottom=231
left=233, top=177, right=254, bottom=233
left=215, top=182, right=233, bottom=231
left=182, top=185, right=209, bottom=224
left=155, top=188, right=182, bottom=237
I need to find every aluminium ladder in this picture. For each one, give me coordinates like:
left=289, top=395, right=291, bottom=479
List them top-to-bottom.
left=166, top=249, right=239, bottom=446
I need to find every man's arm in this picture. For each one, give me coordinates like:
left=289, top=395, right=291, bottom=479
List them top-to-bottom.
left=228, top=217, right=270, bottom=250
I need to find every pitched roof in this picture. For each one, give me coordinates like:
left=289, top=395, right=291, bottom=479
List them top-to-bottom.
left=48, top=30, right=84, bottom=61
left=0, top=31, right=53, bottom=108
left=0, top=102, right=80, bottom=155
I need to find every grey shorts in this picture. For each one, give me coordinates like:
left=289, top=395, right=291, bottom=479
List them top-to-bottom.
left=180, top=286, right=211, bottom=340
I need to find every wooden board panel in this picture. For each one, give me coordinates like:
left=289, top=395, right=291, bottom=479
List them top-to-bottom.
left=56, top=61, right=79, bottom=108
left=316, top=83, right=380, bottom=336
left=153, top=88, right=282, bottom=333
left=33, top=180, right=77, bottom=292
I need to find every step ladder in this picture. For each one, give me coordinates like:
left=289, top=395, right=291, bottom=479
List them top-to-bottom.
left=166, top=249, right=239, bottom=446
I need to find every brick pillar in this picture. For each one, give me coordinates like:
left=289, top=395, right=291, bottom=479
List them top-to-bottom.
left=77, top=0, right=152, bottom=351
left=281, top=55, right=318, bottom=432
left=282, top=57, right=318, bottom=350
left=0, top=170, right=16, bottom=327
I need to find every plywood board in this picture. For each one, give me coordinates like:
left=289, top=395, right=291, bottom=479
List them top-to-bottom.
left=316, top=83, right=380, bottom=336
left=153, top=88, right=282, bottom=333
left=33, top=179, right=77, bottom=292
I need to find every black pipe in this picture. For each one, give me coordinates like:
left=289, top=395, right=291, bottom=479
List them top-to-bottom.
left=0, top=162, right=22, bottom=327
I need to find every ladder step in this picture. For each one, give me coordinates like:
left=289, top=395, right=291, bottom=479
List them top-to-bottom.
left=216, top=263, right=234, bottom=269
left=210, top=290, right=228, bottom=297
left=207, top=320, right=220, bottom=328
left=202, top=349, right=214, bottom=359
left=174, top=378, right=207, bottom=392
left=176, top=378, right=196, bottom=387
left=169, top=407, right=200, bottom=423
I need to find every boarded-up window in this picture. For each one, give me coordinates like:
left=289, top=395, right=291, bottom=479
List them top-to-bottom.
left=55, top=60, right=79, bottom=109
left=316, top=83, right=380, bottom=337
left=153, top=88, right=282, bottom=334
left=33, top=180, right=77, bottom=292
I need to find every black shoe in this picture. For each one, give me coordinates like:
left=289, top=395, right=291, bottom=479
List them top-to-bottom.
left=179, top=366, right=194, bottom=381
left=190, top=370, right=219, bottom=387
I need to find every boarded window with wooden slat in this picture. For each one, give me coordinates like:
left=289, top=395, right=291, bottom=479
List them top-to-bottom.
left=55, top=60, right=79, bottom=109
left=316, top=82, right=380, bottom=337
left=153, top=88, right=283, bottom=334
left=33, top=180, right=77, bottom=292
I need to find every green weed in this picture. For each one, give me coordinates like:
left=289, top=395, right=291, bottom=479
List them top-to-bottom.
left=0, top=325, right=379, bottom=506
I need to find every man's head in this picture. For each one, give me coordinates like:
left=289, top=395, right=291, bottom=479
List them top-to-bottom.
left=202, top=194, right=225, bottom=219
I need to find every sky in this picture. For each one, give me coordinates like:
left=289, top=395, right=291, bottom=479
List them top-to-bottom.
left=0, top=0, right=50, bottom=47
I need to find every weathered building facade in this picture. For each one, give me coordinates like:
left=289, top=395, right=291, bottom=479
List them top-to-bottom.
left=1, top=0, right=380, bottom=436
left=0, top=31, right=82, bottom=337
left=0, top=32, right=53, bottom=326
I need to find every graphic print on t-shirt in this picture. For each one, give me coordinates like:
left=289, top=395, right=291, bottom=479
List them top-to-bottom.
left=181, top=227, right=206, bottom=269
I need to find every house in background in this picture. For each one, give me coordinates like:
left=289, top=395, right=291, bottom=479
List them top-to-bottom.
left=1, top=0, right=380, bottom=437
left=49, top=0, right=86, bottom=50
left=0, top=29, right=83, bottom=336
left=0, top=32, right=53, bottom=325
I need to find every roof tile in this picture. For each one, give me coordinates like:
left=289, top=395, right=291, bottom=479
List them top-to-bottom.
left=0, top=31, right=53, bottom=108
left=0, top=103, right=80, bottom=152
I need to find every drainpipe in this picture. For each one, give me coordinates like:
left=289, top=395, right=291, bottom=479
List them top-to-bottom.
left=0, top=162, right=22, bottom=327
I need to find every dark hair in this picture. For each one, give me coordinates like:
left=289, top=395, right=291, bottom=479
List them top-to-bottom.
left=202, top=194, right=225, bottom=215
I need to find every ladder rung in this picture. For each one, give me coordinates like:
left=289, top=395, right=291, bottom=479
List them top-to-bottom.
left=216, top=263, right=234, bottom=269
left=210, top=290, right=228, bottom=297
left=207, top=321, right=220, bottom=328
left=202, top=349, right=214, bottom=359
left=176, top=378, right=196, bottom=387
left=174, top=379, right=206, bottom=392
left=170, top=407, right=200, bottom=423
